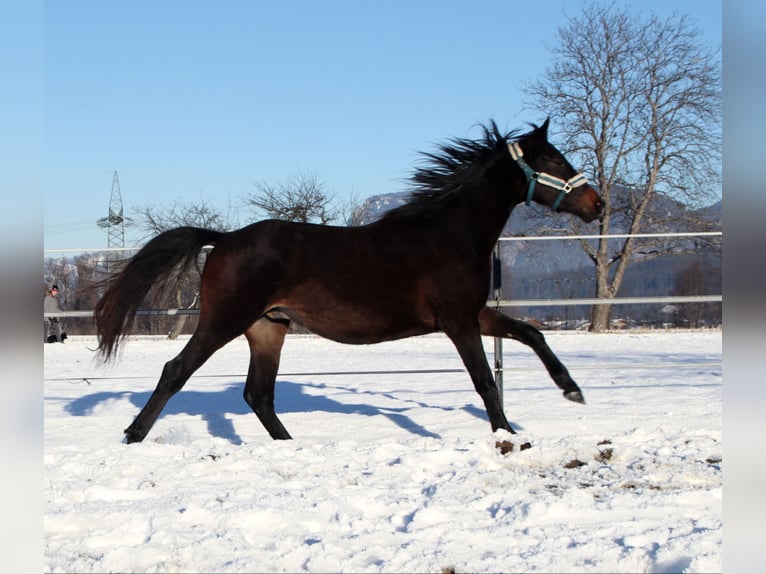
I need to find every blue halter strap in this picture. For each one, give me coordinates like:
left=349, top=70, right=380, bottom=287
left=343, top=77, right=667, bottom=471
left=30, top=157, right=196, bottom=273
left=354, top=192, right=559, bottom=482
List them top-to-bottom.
left=507, top=142, right=589, bottom=212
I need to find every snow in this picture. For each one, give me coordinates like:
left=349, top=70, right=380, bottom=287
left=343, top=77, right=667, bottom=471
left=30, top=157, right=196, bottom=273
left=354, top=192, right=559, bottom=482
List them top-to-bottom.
left=45, top=330, right=722, bottom=573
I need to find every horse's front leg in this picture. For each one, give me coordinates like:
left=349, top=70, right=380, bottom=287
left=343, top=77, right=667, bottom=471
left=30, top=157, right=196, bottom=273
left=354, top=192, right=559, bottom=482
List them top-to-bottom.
left=478, top=306, right=585, bottom=404
left=442, top=319, right=516, bottom=434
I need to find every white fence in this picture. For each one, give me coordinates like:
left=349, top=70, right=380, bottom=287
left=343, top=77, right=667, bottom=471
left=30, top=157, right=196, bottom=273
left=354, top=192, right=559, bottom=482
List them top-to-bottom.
left=43, top=230, right=722, bottom=317
left=491, top=230, right=721, bottom=306
left=44, top=231, right=722, bottom=401
left=487, top=231, right=721, bottom=399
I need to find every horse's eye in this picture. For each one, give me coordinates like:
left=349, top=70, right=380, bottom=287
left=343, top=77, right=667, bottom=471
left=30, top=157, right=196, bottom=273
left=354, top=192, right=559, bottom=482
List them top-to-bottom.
left=545, top=156, right=565, bottom=167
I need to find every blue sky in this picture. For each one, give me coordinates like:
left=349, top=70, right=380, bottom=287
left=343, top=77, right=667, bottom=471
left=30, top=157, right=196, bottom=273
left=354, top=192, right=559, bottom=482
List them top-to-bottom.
left=41, top=0, right=722, bottom=251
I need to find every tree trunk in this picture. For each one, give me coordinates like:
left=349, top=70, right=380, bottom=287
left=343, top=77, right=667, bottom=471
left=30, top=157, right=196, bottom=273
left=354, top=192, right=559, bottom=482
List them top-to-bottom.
left=588, top=219, right=613, bottom=332
left=590, top=266, right=613, bottom=332
left=167, top=287, right=188, bottom=340
left=590, top=303, right=612, bottom=332
left=168, top=315, right=187, bottom=340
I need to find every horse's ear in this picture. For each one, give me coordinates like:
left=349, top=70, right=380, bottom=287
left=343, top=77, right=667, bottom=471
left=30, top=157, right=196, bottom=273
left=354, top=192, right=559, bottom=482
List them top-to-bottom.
left=525, top=117, right=550, bottom=147
left=539, top=117, right=550, bottom=140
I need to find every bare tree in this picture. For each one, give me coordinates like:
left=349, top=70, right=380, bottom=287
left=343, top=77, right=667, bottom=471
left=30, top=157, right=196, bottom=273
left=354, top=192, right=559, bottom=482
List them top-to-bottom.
left=524, top=2, right=721, bottom=331
left=244, top=170, right=339, bottom=224
left=341, top=190, right=375, bottom=227
left=133, top=196, right=230, bottom=240
left=131, top=197, right=231, bottom=338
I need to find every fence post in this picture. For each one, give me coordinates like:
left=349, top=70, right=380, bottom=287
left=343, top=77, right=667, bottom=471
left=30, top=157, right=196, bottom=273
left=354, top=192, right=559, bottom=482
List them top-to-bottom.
left=492, top=243, right=504, bottom=406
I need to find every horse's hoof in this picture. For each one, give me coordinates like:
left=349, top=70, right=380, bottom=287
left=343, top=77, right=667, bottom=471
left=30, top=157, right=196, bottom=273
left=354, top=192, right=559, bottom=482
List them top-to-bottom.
left=564, top=390, right=586, bottom=404
left=124, top=428, right=144, bottom=444
left=495, top=439, right=532, bottom=455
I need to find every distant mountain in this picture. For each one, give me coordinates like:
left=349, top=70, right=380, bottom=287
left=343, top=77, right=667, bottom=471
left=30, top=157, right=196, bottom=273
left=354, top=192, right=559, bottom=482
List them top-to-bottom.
left=356, top=189, right=722, bottom=232
left=352, top=192, right=410, bottom=223
left=693, top=200, right=722, bottom=223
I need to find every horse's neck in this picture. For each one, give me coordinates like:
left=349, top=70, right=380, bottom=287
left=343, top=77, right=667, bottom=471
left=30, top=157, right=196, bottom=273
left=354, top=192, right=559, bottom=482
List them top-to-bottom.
left=465, top=157, right=528, bottom=253
left=445, top=182, right=519, bottom=256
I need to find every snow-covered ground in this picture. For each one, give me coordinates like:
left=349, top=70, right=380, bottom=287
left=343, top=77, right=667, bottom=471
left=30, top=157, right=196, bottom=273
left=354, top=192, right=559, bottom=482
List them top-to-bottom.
left=44, top=330, right=722, bottom=573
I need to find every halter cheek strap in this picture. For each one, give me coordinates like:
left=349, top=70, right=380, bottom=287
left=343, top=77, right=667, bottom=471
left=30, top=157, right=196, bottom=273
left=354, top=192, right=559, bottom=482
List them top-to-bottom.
left=507, top=142, right=589, bottom=211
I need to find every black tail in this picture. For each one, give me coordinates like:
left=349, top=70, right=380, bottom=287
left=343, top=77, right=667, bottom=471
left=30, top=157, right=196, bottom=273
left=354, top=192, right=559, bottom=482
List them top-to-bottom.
left=94, top=226, right=223, bottom=360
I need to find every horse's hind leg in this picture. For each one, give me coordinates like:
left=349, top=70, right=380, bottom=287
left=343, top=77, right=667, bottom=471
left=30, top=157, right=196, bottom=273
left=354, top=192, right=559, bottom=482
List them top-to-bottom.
left=478, top=306, right=585, bottom=404
left=242, top=314, right=292, bottom=440
left=124, top=330, right=233, bottom=443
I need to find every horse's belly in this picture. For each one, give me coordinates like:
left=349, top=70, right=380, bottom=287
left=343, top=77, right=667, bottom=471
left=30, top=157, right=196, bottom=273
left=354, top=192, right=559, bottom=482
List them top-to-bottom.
left=278, top=304, right=436, bottom=345
left=311, top=323, right=435, bottom=345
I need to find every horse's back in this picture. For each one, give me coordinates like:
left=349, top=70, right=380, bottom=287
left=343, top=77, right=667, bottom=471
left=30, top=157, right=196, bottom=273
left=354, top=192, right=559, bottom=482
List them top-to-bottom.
left=198, top=219, right=441, bottom=343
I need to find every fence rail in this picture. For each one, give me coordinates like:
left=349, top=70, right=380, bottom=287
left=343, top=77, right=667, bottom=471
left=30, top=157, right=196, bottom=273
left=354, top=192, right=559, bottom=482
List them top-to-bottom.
left=42, top=231, right=722, bottom=255
left=496, top=231, right=721, bottom=242
left=44, top=293, right=722, bottom=320
left=495, top=294, right=721, bottom=307
left=44, top=309, right=201, bottom=319
left=43, top=358, right=723, bottom=384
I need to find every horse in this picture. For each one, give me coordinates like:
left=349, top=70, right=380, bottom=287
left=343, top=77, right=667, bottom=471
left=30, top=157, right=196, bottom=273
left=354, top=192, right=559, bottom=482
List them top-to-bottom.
left=95, top=118, right=604, bottom=443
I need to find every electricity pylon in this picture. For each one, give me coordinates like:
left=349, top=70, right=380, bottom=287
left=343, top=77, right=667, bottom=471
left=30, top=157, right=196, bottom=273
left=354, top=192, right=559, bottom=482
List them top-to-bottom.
left=97, top=171, right=126, bottom=275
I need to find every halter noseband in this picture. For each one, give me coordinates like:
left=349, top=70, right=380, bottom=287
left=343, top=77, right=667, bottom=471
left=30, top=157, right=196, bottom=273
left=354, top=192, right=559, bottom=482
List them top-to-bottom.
left=507, top=142, right=589, bottom=212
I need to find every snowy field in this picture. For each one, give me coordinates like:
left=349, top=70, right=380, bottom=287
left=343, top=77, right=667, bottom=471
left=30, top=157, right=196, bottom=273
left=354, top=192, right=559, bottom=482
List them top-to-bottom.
left=44, top=330, right=722, bottom=573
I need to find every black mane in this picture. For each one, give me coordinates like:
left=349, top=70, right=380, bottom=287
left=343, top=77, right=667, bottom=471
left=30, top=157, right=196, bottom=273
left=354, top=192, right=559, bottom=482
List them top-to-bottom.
left=382, top=120, right=527, bottom=220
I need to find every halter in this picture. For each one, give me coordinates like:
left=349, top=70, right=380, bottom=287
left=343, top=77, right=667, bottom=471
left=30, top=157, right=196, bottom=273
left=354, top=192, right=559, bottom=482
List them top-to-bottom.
left=507, top=142, right=589, bottom=212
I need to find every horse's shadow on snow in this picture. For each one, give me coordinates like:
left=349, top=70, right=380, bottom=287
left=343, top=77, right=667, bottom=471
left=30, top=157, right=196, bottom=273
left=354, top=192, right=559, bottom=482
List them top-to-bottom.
left=65, top=380, right=490, bottom=444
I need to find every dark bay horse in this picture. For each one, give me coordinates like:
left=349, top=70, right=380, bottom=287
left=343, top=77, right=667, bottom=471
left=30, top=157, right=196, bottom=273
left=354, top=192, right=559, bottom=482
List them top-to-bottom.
left=95, top=119, right=603, bottom=443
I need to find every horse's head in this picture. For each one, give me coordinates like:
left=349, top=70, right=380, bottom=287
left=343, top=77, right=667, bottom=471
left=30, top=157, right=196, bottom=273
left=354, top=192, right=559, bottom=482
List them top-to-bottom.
left=510, top=119, right=604, bottom=223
